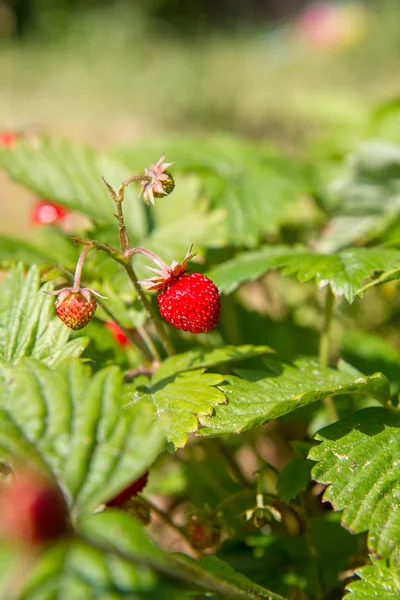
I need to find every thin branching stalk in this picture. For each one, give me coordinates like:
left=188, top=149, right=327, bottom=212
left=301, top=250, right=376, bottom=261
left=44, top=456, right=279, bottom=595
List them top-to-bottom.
left=319, top=286, right=338, bottom=422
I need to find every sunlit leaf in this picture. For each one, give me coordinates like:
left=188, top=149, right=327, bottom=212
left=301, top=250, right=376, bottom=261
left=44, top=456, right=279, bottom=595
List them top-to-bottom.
left=309, top=407, right=400, bottom=559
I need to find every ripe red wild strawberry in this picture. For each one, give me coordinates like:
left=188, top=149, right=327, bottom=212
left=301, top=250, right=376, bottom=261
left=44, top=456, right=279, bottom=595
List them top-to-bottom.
left=138, top=246, right=221, bottom=334
left=158, top=272, right=220, bottom=334
left=54, top=288, right=97, bottom=330
left=0, top=468, right=70, bottom=547
left=106, top=471, right=149, bottom=507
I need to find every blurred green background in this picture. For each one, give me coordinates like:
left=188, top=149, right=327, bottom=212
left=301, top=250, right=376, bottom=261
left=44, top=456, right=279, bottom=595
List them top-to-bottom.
left=1, top=0, right=400, bottom=234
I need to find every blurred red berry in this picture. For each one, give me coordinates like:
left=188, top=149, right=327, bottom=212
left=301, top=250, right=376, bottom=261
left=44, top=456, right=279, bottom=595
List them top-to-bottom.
left=0, top=131, right=17, bottom=148
left=31, top=201, right=68, bottom=225
left=104, top=321, right=130, bottom=346
left=0, top=468, right=70, bottom=547
left=106, top=472, right=149, bottom=507
left=185, top=517, right=221, bottom=550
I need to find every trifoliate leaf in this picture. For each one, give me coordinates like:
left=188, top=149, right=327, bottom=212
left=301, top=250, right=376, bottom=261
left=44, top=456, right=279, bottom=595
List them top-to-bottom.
left=0, top=264, right=88, bottom=365
left=153, top=344, right=274, bottom=384
left=0, top=358, right=165, bottom=513
left=198, top=359, right=389, bottom=436
left=130, top=369, right=226, bottom=449
left=309, top=407, right=400, bottom=559
left=277, top=457, right=314, bottom=503
left=345, top=564, right=400, bottom=599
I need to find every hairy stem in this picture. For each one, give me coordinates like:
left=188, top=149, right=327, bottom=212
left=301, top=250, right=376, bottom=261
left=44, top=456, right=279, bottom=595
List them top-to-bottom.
left=73, top=246, right=93, bottom=289
left=124, top=261, right=174, bottom=356
left=319, top=286, right=338, bottom=423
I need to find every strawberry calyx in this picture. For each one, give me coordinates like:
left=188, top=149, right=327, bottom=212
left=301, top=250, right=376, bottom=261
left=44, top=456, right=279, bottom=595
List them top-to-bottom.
left=136, top=245, right=196, bottom=291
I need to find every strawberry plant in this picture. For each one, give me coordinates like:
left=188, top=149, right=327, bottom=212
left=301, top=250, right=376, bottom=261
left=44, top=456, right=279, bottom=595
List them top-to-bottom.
left=0, top=131, right=399, bottom=600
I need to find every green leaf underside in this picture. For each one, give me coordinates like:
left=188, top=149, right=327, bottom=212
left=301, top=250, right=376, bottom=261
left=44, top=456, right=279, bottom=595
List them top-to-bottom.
left=0, top=138, right=130, bottom=224
left=209, top=246, right=400, bottom=301
left=0, top=264, right=89, bottom=365
left=153, top=344, right=274, bottom=384
left=0, top=359, right=165, bottom=513
left=197, top=359, right=389, bottom=437
left=131, top=369, right=226, bottom=449
left=309, top=407, right=400, bottom=559
left=277, top=457, right=314, bottom=503
left=82, top=511, right=287, bottom=600
left=18, top=540, right=181, bottom=600
left=345, top=564, right=400, bottom=599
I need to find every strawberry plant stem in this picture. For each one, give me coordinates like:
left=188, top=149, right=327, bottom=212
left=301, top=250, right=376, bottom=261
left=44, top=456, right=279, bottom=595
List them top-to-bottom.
left=73, top=245, right=93, bottom=289
left=124, top=261, right=174, bottom=356
left=319, top=287, right=338, bottom=422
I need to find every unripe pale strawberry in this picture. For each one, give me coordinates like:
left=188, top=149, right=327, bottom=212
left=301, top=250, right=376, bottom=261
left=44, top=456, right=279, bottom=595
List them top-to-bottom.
left=153, top=171, right=175, bottom=198
left=158, top=272, right=220, bottom=334
left=55, top=288, right=97, bottom=330
left=0, top=468, right=70, bottom=547
left=106, top=472, right=149, bottom=507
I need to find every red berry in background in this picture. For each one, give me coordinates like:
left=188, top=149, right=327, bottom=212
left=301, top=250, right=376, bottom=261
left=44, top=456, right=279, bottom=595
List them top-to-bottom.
left=0, top=131, right=17, bottom=148
left=31, top=200, right=68, bottom=225
left=158, top=272, right=220, bottom=334
left=55, top=288, right=97, bottom=330
left=104, top=321, right=130, bottom=346
left=0, top=468, right=70, bottom=547
left=106, top=472, right=149, bottom=507
left=185, top=517, right=221, bottom=550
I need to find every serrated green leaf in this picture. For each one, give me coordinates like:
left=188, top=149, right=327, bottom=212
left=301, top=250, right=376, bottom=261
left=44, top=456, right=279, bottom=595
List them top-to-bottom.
left=0, top=137, right=131, bottom=226
left=207, top=245, right=294, bottom=294
left=207, top=246, right=400, bottom=301
left=273, top=247, right=400, bottom=302
left=0, top=264, right=89, bottom=364
left=153, top=344, right=274, bottom=384
left=0, top=358, right=165, bottom=513
left=198, top=359, right=389, bottom=437
left=131, top=369, right=226, bottom=449
left=309, top=407, right=400, bottom=559
left=277, top=457, right=314, bottom=503
left=82, top=510, right=287, bottom=599
left=345, top=564, right=400, bottom=599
